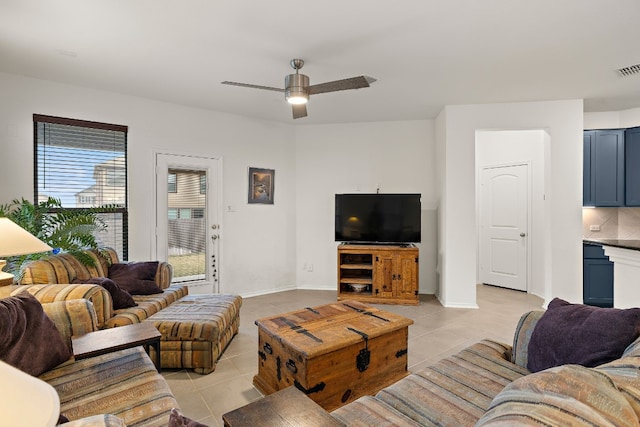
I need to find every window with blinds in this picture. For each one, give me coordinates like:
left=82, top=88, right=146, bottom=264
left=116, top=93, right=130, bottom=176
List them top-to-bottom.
left=33, top=114, right=129, bottom=260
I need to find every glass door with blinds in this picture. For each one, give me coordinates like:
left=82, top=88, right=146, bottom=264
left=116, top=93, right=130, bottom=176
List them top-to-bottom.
left=155, top=153, right=220, bottom=294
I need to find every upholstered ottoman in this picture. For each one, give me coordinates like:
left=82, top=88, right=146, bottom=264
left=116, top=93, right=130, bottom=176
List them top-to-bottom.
left=145, top=294, right=242, bottom=374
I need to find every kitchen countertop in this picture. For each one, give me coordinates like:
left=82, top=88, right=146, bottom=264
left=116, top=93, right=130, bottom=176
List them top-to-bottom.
left=583, top=239, right=640, bottom=251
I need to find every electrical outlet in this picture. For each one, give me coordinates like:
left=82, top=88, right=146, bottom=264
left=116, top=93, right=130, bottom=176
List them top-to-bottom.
left=590, top=225, right=601, bottom=232
left=302, top=263, right=307, bottom=271
left=307, top=264, right=314, bottom=272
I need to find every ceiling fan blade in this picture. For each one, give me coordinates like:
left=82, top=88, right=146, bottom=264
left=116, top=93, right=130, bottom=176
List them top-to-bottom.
left=308, top=76, right=376, bottom=95
left=221, top=81, right=284, bottom=93
left=292, top=103, right=307, bottom=119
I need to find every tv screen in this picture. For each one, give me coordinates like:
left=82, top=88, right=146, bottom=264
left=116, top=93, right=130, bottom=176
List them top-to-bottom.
left=335, top=194, right=421, bottom=243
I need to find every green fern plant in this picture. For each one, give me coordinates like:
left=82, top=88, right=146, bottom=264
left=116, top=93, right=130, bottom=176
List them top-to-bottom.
left=0, top=197, right=109, bottom=278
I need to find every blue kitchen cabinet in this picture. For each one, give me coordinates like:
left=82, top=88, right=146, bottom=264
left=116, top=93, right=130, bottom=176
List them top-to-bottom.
left=626, top=127, right=640, bottom=206
left=583, top=130, right=625, bottom=206
left=583, top=131, right=595, bottom=206
left=583, top=243, right=613, bottom=308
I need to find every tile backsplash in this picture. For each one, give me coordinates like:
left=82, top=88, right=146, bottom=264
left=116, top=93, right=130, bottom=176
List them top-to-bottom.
left=583, top=207, right=640, bottom=239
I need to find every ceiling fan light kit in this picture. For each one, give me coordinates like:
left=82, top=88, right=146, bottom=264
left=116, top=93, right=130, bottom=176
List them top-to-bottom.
left=222, top=58, right=375, bottom=119
left=285, top=73, right=309, bottom=105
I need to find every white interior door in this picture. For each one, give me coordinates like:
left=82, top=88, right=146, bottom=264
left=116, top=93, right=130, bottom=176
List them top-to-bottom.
left=155, top=153, right=220, bottom=294
left=479, top=164, right=529, bottom=291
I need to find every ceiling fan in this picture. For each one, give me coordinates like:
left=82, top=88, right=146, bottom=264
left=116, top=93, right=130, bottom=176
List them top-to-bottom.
left=221, top=59, right=376, bottom=119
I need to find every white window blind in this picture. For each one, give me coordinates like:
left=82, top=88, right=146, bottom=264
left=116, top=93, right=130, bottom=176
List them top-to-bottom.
left=33, top=114, right=129, bottom=260
left=167, top=168, right=206, bottom=281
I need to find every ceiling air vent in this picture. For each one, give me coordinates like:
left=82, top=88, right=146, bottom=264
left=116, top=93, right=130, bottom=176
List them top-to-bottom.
left=618, top=64, right=640, bottom=77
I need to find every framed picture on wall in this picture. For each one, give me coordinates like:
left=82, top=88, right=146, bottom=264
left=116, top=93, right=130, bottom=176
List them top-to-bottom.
left=248, top=167, right=275, bottom=204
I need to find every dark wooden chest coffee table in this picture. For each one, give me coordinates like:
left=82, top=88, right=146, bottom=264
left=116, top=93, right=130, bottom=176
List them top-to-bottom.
left=253, top=301, right=413, bottom=411
left=72, top=322, right=162, bottom=371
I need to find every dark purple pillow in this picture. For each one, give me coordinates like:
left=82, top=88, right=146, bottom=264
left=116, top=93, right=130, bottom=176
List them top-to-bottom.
left=108, top=262, right=163, bottom=295
left=72, top=277, right=137, bottom=310
left=0, top=292, right=72, bottom=376
left=527, top=298, right=640, bottom=372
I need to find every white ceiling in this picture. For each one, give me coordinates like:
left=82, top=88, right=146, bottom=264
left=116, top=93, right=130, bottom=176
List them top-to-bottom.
left=2, top=0, right=640, bottom=125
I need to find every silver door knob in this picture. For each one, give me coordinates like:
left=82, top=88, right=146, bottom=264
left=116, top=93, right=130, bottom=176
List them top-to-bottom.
left=520, top=232, right=526, bottom=237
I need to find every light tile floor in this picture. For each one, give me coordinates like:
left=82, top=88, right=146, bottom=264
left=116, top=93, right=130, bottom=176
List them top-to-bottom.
left=161, top=284, right=544, bottom=426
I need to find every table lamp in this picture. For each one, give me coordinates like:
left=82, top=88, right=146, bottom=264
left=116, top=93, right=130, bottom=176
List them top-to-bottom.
left=0, top=217, right=52, bottom=286
left=0, top=360, right=60, bottom=426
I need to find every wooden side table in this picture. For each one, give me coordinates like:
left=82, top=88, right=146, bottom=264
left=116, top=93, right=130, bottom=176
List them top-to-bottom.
left=72, top=322, right=162, bottom=372
left=222, top=386, right=343, bottom=427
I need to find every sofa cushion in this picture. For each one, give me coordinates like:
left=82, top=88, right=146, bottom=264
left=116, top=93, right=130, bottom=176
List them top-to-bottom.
left=108, top=262, right=163, bottom=295
left=72, top=277, right=137, bottom=310
left=11, top=283, right=113, bottom=330
left=105, top=285, right=189, bottom=328
left=0, top=292, right=72, bottom=376
left=147, top=294, right=242, bottom=342
left=527, top=298, right=640, bottom=372
left=42, top=299, right=99, bottom=350
left=511, top=310, right=544, bottom=369
left=375, top=340, right=528, bottom=426
left=39, top=346, right=177, bottom=425
left=597, top=356, right=640, bottom=420
left=477, top=364, right=640, bottom=426
left=331, top=395, right=423, bottom=427
left=59, top=414, right=127, bottom=427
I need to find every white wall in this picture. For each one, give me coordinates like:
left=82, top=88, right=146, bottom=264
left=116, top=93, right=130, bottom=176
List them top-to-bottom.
left=0, top=71, right=587, bottom=305
left=0, top=72, right=297, bottom=297
left=436, top=100, right=584, bottom=308
left=584, top=108, right=640, bottom=129
left=434, top=110, right=447, bottom=301
left=294, top=120, right=438, bottom=293
left=476, top=130, right=547, bottom=299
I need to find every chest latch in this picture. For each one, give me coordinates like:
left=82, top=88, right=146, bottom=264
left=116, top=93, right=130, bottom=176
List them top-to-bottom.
left=348, top=327, right=370, bottom=372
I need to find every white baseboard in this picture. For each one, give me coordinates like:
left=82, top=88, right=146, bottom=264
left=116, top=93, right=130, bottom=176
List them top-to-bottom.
left=240, top=285, right=297, bottom=299
left=241, top=285, right=430, bottom=299
left=296, top=285, right=336, bottom=291
left=436, top=295, right=479, bottom=309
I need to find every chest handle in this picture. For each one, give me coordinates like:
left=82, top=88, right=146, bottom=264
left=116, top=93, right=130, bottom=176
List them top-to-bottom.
left=286, top=359, right=298, bottom=374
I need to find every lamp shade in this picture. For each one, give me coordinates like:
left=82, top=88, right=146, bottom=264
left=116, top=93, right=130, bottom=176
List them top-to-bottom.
left=0, top=218, right=52, bottom=258
left=0, top=360, right=60, bottom=426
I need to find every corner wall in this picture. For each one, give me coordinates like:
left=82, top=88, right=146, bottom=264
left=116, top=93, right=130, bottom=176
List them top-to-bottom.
left=436, top=100, right=584, bottom=307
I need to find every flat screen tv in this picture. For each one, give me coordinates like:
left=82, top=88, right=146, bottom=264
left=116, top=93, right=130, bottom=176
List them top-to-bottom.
left=335, top=193, right=421, bottom=243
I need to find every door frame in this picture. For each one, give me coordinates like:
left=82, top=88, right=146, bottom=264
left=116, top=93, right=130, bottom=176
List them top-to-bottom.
left=152, top=150, right=224, bottom=293
left=477, top=161, right=532, bottom=292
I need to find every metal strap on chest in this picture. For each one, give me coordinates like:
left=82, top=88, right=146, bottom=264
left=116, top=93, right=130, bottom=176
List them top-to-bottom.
left=343, top=303, right=390, bottom=322
left=279, top=316, right=323, bottom=343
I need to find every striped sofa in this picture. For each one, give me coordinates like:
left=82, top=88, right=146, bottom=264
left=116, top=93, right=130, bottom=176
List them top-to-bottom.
left=1, top=248, right=242, bottom=374
left=17, top=248, right=182, bottom=329
left=329, top=310, right=640, bottom=426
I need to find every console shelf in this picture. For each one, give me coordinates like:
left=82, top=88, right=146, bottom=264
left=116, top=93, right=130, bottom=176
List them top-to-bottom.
left=337, top=244, right=419, bottom=305
left=339, top=264, right=374, bottom=270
